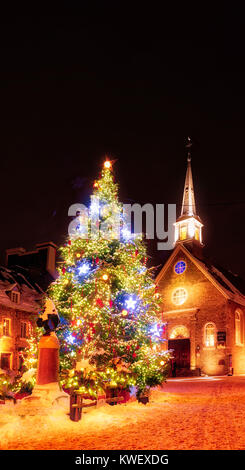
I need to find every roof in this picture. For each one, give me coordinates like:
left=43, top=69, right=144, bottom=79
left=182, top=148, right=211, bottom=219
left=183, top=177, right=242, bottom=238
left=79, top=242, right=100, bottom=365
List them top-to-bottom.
left=156, top=243, right=245, bottom=307
left=0, top=265, right=43, bottom=313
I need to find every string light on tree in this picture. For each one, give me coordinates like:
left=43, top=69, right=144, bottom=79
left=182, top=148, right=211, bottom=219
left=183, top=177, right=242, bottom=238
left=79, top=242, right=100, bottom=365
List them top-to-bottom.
left=38, top=158, right=171, bottom=398
left=104, top=159, right=112, bottom=169
left=125, top=296, right=137, bottom=310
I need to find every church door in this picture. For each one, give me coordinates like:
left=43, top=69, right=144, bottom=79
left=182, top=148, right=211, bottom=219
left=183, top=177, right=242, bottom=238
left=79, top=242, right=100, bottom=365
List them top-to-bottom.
left=168, top=339, right=190, bottom=370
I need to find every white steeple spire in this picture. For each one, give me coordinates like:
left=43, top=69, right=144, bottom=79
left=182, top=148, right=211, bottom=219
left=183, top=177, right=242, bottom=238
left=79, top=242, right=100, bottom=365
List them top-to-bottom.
left=181, top=137, right=197, bottom=217
left=174, top=138, right=203, bottom=248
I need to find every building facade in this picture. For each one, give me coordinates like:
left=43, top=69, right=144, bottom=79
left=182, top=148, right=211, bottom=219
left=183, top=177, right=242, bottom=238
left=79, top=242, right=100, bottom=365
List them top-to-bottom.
left=156, top=146, right=245, bottom=376
left=0, top=242, right=57, bottom=372
left=0, top=266, right=42, bottom=371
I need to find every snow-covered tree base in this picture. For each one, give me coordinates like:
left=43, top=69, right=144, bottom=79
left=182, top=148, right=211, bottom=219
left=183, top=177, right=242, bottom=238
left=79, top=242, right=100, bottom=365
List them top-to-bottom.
left=16, top=383, right=69, bottom=416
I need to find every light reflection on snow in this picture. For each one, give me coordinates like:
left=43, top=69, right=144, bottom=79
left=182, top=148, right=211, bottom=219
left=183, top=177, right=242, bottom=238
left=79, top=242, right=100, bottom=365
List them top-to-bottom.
left=167, top=376, right=225, bottom=382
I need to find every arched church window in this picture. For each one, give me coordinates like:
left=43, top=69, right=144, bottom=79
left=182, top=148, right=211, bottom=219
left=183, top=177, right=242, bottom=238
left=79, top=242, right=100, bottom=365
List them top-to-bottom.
left=172, top=288, right=187, bottom=306
left=235, top=310, right=243, bottom=345
left=205, top=323, right=215, bottom=347
left=169, top=325, right=189, bottom=339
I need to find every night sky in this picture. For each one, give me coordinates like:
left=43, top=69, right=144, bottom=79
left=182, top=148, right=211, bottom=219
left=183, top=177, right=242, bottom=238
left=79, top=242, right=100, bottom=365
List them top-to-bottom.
left=1, top=6, right=245, bottom=277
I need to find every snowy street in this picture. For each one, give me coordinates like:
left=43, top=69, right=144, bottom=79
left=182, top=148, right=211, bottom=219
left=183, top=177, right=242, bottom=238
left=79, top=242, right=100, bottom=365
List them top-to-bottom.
left=1, top=375, right=245, bottom=450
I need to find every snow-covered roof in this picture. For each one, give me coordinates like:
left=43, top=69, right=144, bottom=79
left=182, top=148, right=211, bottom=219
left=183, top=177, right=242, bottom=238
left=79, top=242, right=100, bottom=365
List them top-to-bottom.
left=0, top=265, right=42, bottom=313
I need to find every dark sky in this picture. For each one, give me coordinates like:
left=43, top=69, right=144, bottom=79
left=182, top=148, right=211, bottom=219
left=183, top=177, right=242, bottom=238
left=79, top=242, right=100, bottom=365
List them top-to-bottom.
left=1, top=5, right=245, bottom=276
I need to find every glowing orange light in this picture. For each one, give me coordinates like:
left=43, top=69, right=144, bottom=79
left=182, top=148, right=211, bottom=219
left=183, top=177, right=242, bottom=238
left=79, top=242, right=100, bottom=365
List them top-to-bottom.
left=104, top=160, right=111, bottom=169
left=94, top=181, right=99, bottom=188
left=76, top=253, right=81, bottom=258
left=102, top=274, right=109, bottom=281
left=121, top=309, right=128, bottom=316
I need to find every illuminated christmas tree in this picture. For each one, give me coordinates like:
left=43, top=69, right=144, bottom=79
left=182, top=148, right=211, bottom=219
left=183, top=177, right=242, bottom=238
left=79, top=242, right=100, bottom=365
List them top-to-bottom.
left=47, top=159, right=170, bottom=398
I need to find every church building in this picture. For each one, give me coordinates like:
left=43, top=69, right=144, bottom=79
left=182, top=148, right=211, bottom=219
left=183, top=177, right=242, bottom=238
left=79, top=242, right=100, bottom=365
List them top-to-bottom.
left=156, top=144, right=245, bottom=376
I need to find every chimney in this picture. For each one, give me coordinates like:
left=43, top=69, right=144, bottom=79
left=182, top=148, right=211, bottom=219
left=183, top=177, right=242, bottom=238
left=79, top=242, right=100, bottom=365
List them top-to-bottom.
left=35, top=242, right=57, bottom=278
left=5, top=247, right=26, bottom=266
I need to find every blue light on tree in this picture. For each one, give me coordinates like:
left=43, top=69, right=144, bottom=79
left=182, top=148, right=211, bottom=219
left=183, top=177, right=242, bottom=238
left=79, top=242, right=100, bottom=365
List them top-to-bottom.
left=90, top=197, right=100, bottom=215
left=73, top=260, right=98, bottom=282
left=78, top=263, right=90, bottom=276
left=138, top=266, right=147, bottom=274
left=114, top=292, right=140, bottom=314
left=125, top=296, right=137, bottom=310
left=150, top=323, right=164, bottom=342
left=66, top=333, right=76, bottom=344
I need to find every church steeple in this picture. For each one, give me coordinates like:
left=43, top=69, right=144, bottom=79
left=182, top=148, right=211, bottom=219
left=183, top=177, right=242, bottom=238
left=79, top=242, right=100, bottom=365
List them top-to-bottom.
left=174, top=138, right=203, bottom=249
left=181, top=138, right=196, bottom=217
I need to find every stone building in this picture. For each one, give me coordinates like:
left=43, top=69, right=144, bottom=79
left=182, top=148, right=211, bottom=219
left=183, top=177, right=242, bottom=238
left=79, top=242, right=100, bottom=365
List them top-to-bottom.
left=156, top=147, right=245, bottom=376
left=0, top=242, right=57, bottom=371
left=0, top=265, right=42, bottom=371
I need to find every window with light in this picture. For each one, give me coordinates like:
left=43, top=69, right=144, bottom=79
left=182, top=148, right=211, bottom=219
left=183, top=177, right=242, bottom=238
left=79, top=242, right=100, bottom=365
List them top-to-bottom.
left=180, top=225, right=187, bottom=240
left=195, top=227, right=199, bottom=241
left=174, top=261, right=186, bottom=274
left=172, top=288, right=187, bottom=305
left=235, top=310, right=243, bottom=345
left=3, top=318, right=10, bottom=336
left=205, top=323, right=215, bottom=347
left=169, top=325, right=189, bottom=339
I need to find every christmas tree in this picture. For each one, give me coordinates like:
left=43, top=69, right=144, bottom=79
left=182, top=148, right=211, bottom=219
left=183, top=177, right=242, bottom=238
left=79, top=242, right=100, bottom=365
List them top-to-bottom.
left=46, top=159, right=170, bottom=398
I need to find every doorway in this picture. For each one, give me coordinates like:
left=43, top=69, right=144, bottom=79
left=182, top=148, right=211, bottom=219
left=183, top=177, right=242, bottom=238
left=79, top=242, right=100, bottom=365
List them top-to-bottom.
left=168, top=339, right=190, bottom=370
left=0, top=353, right=11, bottom=370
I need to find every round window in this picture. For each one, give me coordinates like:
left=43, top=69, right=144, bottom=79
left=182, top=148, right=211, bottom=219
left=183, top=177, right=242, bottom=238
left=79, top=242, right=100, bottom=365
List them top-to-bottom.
left=174, top=261, right=186, bottom=274
left=172, top=288, right=187, bottom=305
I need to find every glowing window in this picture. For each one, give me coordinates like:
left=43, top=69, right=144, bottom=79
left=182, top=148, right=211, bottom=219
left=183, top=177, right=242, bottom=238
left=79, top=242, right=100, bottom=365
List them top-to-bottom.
left=180, top=225, right=187, bottom=240
left=195, top=227, right=199, bottom=241
left=175, top=261, right=186, bottom=274
left=172, top=288, right=187, bottom=306
left=235, top=310, right=243, bottom=345
left=3, top=318, right=10, bottom=336
left=205, top=323, right=215, bottom=347
left=169, top=325, right=189, bottom=339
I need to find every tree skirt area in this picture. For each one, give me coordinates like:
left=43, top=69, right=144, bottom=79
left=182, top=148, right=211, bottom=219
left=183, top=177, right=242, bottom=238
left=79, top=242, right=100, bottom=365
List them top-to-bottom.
left=1, top=376, right=245, bottom=450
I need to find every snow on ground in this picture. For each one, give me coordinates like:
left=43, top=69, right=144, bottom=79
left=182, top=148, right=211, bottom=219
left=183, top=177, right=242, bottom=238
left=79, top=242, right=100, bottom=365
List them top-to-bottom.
left=1, top=376, right=245, bottom=450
